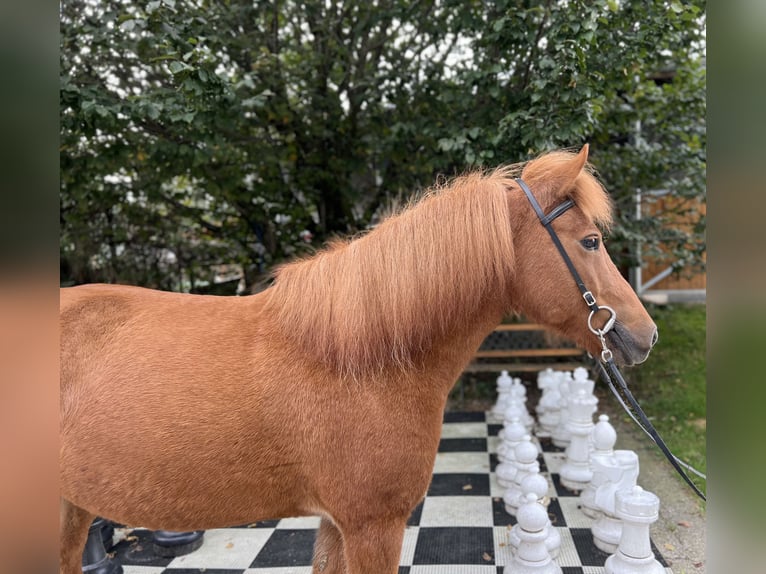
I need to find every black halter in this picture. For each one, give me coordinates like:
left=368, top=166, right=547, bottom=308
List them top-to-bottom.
left=516, top=177, right=707, bottom=502
left=515, top=179, right=598, bottom=312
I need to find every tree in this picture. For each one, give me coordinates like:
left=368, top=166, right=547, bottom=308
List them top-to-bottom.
left=60, top=0, right=705, bottom=291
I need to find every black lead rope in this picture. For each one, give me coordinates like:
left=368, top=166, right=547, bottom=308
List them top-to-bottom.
left=515, top=177, right=706, bottom=502
left=596, top=359, right=707, bottom=501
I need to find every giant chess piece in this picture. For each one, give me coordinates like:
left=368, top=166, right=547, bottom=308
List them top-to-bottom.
left=570, top=366, right=595, bottom=395
left=535, top=368, right=555, bottom=417
left=569, top=368, right=598, bottom=423
left=534, top=369, right=556, bottom=437
left=492, top=370, right=514, bottom=418
left=551, top=371, right=573, bottom=448
left=537, top=372, right=562, bottom=437
left=510, top=377, right=535, bottom=431
left=559, top=388, right=597, bottom=491
left=498, top=399, right=527, bottom=441
left=496, top=409, right=528, bottom=489
left=580, top=414, right=617, bottom=518
left=503, top=435, right=539, bottom=516
left=591, top=450, right=640, bottom=554
left=509, top=473, right=561, bottom=559
left=605, top=486, right=664, bottom=574
left=504, top=493, right=562, bottom=574
left=81, top=518, right=123, bottom=574
left=151, top=530, right=205, bottom=557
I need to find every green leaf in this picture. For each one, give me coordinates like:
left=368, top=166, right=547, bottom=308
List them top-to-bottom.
left=168, top=61, right=186, bottom=74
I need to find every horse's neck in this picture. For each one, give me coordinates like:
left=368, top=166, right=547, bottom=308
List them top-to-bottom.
left=411, top=301, right=506, bottom=395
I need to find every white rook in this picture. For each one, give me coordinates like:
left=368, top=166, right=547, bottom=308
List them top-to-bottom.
left=592, top=450, right=640, bottom=554
left=605, top=486, right=664, bottom=574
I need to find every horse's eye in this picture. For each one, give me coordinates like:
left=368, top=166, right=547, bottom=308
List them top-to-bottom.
left=581, top=236, right=600, bottom=251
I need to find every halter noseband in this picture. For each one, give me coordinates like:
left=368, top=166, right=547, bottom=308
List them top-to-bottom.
left=516, top=177, right=706, bottom=502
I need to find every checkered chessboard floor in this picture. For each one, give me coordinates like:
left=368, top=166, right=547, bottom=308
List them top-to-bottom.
left=108, top=411, right=672, bottom=574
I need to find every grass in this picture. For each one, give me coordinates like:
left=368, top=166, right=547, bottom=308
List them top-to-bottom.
left=621, top=303, right=707, bottom=497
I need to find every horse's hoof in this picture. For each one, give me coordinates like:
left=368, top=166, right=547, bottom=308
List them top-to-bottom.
left=151, top=530, right=205, bottom=557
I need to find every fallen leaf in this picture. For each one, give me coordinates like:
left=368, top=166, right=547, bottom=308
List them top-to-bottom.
left=462, top=484, right=473, bottom=491
left=677, top=520, right=691, bottom=528
left=225, top=542, right=234, bottom=549
left=664, top=542, right=675, bottom=551
left=482, top=552, right=493, bottom=562
left=694, top=562, right=704, bottom=568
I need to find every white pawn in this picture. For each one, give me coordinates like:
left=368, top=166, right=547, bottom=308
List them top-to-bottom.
left=535, top=368, right=555, bottom=416
left=492, top=370, right=514, bottom=418
left=551, top=372, right=573, bottom=448
left=537, top=375, right=561, bottom=437
left=511, top=377, right=535, bottom=431
left=506, top=382, right=534, bottom=434
left=559, top=388, right=597, bottom=491
left=499, top=401, right=527, bottom=441
left=496, top=413, right=527, bottom=488
left=580, top=414, right=617, bottom=518
left=503, top=435, right=539, bottom=516
left=592, top=450, right=640, bottom=554
left=509, top=473, right=561, bottom=559
left=605, top=486, right=664, bottom=574
left=504, top=493, right=562, bottom=574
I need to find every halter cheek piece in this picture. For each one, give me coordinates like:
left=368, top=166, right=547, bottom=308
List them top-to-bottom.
left=516, top=177, right=706, bottom=502
left=515, top=179, right=617, bottom=359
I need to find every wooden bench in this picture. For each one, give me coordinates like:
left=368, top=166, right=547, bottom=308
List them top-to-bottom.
left=464, top=322, right=586, bottom=373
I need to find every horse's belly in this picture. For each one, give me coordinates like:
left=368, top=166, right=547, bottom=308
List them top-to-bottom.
left=61, top=440, right=315, bottom=530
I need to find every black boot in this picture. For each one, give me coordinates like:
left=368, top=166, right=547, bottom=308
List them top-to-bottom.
left=82, top=518, right=123, bottom=574
left=100, top=520, right=115, bottom=550
left=151, top=530, right=205, bottom=557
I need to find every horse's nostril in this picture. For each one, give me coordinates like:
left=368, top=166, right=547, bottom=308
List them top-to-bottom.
left=651, top=328, right=659, bottom=347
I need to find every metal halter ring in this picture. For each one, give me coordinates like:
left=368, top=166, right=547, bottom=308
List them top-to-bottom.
left=587, top=305, right=616, bottom=337
left=587, top=305, right=616, bottom=362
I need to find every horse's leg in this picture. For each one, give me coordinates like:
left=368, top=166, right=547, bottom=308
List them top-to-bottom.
left=60, top=497, right=94, bottom=574
left=312, top=517, right=346, bottom=574
left=340, top=518, right=406, bottom=574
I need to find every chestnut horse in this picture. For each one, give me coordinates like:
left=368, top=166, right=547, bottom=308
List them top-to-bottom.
left=60, top=145, right=657, bottom=574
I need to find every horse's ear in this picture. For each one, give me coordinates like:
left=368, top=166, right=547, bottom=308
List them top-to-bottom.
left=522, top=144, right=589, bottom=200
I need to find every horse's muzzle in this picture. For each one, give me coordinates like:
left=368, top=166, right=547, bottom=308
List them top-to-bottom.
left=605, top=322, right=658, bottom=367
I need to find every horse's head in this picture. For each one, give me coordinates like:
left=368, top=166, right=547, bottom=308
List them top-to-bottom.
left=508, top=145, right=658, bottom=366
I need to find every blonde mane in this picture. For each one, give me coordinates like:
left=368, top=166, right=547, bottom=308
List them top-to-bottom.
left=265, top=150, right=612, bottom=378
